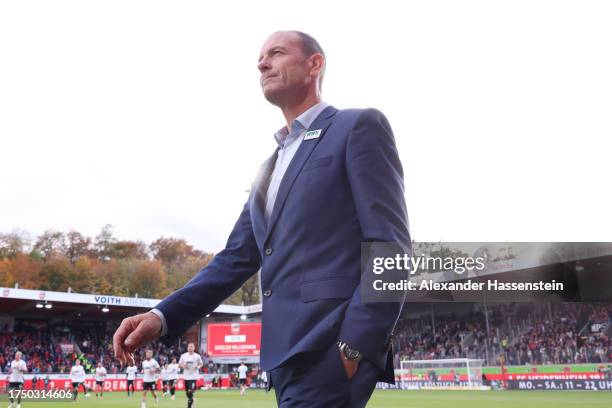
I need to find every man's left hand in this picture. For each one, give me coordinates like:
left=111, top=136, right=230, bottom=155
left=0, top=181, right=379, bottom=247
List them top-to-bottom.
left=339, top=349, right=359, bottom=380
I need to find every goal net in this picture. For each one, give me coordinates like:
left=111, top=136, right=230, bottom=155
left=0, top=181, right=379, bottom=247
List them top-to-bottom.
left=399, top=358, right=484, bottom=390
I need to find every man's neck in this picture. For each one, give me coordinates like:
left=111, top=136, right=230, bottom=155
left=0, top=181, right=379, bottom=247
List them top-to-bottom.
left=281, top=94, right=321, bottom=133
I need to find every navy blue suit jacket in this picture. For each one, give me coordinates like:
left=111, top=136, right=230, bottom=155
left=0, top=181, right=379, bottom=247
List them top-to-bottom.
left=156, top=106, right=410, bottom=382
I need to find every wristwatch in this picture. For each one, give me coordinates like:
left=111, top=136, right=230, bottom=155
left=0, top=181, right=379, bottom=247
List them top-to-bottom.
left=337, top=341, right=363, bottom=362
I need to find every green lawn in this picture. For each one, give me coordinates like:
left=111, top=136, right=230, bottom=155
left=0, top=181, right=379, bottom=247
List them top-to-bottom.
left=11, top=389, right=612, bottom=408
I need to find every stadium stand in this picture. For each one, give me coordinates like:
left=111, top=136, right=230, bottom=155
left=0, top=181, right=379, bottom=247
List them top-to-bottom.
left=2, top=303, right=610, bottom=377
left=393, top=303, right=611, bottom=366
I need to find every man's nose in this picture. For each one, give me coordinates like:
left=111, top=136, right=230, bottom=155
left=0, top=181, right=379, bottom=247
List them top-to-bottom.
left=258, top=58, right=271, bottom=73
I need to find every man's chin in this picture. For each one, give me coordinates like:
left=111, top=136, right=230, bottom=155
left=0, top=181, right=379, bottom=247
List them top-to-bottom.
left=262, top=88, right=284, bottom=107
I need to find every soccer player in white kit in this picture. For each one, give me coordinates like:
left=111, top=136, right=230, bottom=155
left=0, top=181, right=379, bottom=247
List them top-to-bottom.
left=179, top=343, right=202, bottom=408
left=141, top=349, right=160, bottom=408
left=7, top=351, right=27, bottom=408
left=167, top=358, right=179, bottom=400
left=70, top=359, right=90, bottom=401
left=94, top=361, right=107, bottom=399
left=126, top=361, right=138, bottom=397
left=160, top=363, right=170, bottom=397
left=237, top=363, right=248, bottom=396
left=260, top=370, right=268, bottom=390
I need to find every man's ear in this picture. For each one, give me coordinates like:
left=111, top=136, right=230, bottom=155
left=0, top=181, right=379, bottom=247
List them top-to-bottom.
left=309, top=53, right=325, bottom=77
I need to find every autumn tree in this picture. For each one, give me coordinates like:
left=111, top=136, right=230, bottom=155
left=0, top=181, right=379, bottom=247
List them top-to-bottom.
left=95, top=224, right=117, bottom=261
left=0, top=228, right=255, bottom=302
left=0, top=230, right=30, bottom=259
left=33, top=230, right=67, bottom=260
left=65, top=230, right=93, bottom=263
left=150, top=237, right=194, bottom=265
left=150, top=237, right=213, bottom=291
left=112, top=240, right=148, bottom=260
left=4, top=253, right=42, bottom=288
left=165, top=253, right=213, bottom=290
left=38, top=255, right=71, bottom=291
left=66, top=257, right=97, bottom=293
left=0, top=259, right=13, bottom=286
left=91, top=259, right=115, bottom=294
left=106, top=260, right=132, bottom=296
left=128, top=260, right=168, bottom=298
left=225, top=273, right=260, bottom=306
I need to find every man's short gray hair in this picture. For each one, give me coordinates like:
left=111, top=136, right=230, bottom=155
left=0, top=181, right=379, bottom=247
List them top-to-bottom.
left=290, top=31, right=326, bottom=91
left=293, top=31, right=325, bottom=60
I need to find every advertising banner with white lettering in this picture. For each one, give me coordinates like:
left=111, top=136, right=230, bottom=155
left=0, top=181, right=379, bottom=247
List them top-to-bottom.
left=207, top=322, right=261, bottom=359
left=59, top=343, right=74, bottom=354
left=0, top=377, right=234, bottom=392
left=507, top=379, right=612, bottom=391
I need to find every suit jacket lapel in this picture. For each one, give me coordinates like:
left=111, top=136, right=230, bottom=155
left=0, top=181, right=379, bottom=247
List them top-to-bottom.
left=264, top=106, right=338, bottom=245
left=250, top=148, right=278, bottom=249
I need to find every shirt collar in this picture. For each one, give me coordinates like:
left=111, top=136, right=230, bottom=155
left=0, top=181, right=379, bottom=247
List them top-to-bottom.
left=274, top=101, right=329, bottom=148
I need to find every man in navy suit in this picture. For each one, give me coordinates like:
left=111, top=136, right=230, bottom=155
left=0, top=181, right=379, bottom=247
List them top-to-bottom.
left=114, top=30, right=410, bottom=407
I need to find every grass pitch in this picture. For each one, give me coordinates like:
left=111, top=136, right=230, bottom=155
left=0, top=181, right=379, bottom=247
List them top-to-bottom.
left=14, top=389, right=612, bottom=408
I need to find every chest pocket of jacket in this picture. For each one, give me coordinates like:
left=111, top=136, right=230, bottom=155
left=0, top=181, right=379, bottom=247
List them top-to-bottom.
left=303, top=156, right=333, bottom=171
left=301, top=277, right=356, bottom=302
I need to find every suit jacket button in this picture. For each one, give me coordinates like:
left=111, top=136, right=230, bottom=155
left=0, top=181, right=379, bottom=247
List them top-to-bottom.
left=265, top=248, right=273, bottom=256
left=263, top=289, right=272, bottom=297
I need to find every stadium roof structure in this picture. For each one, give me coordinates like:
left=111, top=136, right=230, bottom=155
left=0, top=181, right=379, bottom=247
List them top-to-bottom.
left=403, top=242, right=612, bottom=303
left=0, top=286, right=261, bottom=319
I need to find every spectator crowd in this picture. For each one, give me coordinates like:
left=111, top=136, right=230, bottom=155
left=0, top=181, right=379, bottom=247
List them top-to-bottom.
left=2, top=303, right=611, bottom=375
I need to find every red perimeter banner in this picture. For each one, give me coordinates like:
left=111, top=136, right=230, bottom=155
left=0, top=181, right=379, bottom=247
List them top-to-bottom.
left=207, top=322, right=261, bottom=357
left=0, top=379, right=209, bottom=392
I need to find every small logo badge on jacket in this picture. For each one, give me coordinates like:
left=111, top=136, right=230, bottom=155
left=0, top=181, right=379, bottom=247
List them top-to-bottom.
left=304, top=129, right=322, bottom=140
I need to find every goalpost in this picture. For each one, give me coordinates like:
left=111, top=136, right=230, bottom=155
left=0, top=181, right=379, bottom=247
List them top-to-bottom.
left=399, top=358, right=485, bottom=390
